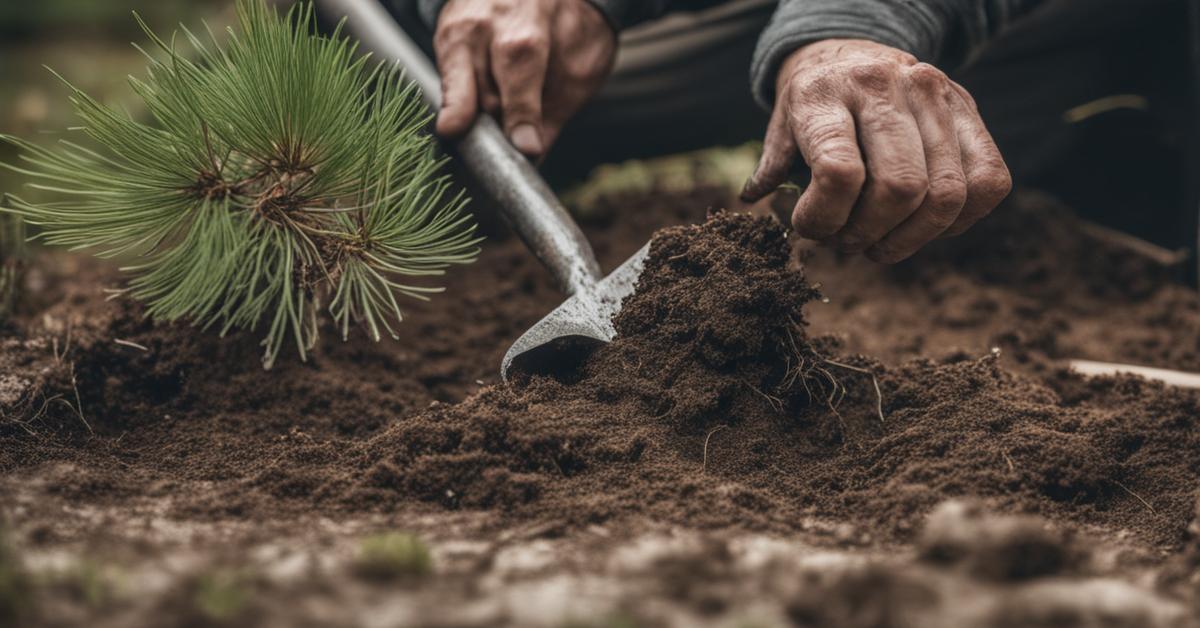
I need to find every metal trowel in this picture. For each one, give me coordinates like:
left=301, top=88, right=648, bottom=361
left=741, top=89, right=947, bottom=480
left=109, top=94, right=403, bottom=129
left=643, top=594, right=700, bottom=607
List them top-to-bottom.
left=321, top=0, right=649, bottom=379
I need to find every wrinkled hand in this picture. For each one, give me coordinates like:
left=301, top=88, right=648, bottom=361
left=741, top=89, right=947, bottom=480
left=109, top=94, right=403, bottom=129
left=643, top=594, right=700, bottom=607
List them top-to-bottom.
left=433, top=0, right=617, bottom=158
left=742, top=39, right=1012, bottom=263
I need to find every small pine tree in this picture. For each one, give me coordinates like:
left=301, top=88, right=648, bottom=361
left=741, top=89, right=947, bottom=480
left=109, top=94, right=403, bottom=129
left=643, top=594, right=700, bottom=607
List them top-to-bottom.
left=1, top=0, right=480, bottom=367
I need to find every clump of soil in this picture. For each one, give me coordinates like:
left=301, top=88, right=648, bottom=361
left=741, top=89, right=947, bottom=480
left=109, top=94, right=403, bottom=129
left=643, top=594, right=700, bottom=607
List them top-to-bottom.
left=347, top=212, right=836, bottom=522
left=583, top=212, right=826, bottom=430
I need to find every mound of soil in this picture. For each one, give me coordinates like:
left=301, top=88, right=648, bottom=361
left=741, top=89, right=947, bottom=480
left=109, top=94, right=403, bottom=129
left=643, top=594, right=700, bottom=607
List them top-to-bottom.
left=345, top=213, right=1200, bottom=549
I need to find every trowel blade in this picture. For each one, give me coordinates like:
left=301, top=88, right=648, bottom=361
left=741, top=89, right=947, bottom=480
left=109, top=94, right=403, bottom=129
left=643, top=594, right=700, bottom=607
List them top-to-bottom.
left=501, top=243, right=650, bottom=380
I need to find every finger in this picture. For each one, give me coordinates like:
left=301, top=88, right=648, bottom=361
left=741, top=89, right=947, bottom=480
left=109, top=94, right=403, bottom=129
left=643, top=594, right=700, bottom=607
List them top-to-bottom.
left=434, top=17, right=491, bottom=137
left=491, top=30, right=551, bottom=157
left=434, top=44, right=480, bottom=138
left=477, top=52, right=501, bottom=115
left=868, top=66, right=968, bottom=263
left=944, top=84, right=1012, bottom=236
left=836, top=94, right=928, bottom=253
left=789, top=102, right=865, bottom=240
left=740, top=104, right=796, bottom=202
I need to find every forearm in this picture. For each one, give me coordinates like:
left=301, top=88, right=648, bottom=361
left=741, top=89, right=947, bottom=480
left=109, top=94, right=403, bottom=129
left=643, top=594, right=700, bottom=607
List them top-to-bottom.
left=413, top=0, right=674, bottom=30
left=750, top=0, right=1044, bottom=108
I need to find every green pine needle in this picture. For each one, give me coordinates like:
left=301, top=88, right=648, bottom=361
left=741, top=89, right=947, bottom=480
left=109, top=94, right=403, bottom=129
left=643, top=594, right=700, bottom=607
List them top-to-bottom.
left=1, top=0, right=481, bottom=367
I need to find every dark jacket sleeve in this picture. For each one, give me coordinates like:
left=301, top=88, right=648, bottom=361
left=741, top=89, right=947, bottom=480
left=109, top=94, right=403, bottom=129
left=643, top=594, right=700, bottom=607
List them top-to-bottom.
left=415, top=0, right=675, bottom=31
left=750, top=0, right=1046, bottom=108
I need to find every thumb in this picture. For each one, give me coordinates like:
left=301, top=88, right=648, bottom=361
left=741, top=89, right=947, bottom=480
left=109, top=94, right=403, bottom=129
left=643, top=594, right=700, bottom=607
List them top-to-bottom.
left=741, top=104, right=796, bottom=202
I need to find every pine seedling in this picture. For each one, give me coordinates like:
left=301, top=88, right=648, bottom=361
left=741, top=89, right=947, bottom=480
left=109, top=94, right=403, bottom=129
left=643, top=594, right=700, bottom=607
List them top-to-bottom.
left=1, top=0, right=481, bottom=367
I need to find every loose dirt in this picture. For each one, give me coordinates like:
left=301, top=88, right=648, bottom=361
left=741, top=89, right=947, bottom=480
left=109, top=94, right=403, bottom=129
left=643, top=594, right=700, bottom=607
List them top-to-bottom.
left=2, top=188, right=1199, bottom=626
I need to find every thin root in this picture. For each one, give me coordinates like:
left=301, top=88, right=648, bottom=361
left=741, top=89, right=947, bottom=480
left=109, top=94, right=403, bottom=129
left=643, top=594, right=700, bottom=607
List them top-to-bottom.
left=114, top=338, right=149, bottom=351
left=824, top=360, right=886, bottom=424
left=59, top=367, right=92, bottom=436
left=745, top=381, right=784, bottom=414
left=702, top=425, right=728, bottom=475
left=1112, top=479, right=1156, bottom=514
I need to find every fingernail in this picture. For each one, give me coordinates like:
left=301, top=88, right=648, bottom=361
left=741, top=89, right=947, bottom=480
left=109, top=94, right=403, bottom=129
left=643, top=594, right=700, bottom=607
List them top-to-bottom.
left=510, top=124, right=543, bottom=157
left=739, top=176, right=759, bottom=202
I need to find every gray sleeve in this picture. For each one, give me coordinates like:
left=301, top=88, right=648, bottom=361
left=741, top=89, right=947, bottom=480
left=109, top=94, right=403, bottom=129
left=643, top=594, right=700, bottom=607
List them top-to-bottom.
left=414, top=0, right=674, bottom=31
left=749, top=0, right=1045, bottom=109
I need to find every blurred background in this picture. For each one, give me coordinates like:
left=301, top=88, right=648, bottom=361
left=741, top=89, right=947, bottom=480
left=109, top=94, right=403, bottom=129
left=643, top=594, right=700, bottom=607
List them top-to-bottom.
left=0, top=0, right=228, bottom=196
left=0, top=1, right=1196, bottom=259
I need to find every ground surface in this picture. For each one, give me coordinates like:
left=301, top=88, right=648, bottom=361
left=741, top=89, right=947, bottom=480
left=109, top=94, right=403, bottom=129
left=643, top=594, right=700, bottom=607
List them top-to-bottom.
left=1, top=179, right=1200, bottom=626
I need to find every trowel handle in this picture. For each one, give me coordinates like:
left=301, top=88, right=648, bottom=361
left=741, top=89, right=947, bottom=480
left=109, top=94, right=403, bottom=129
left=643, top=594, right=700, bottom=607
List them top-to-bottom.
left=319, top=0, right=604, bottom=296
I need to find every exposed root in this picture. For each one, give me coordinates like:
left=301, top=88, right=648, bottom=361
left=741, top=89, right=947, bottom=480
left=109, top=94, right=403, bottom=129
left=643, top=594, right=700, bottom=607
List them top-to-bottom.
left=779, top=318, right=887, bottom=434
left=51, top=323, right=73, bottom=364
left=114, top=338, right=148, bottom=351
left=824, top=360, right=886, bottom=424
left=61, top=368, right=92, bottom=437
left=745, top=381, right=784, bottom=414
left=702, top=425, right=728, bottom=475
left=1112, top=479, right=1156, bottom=514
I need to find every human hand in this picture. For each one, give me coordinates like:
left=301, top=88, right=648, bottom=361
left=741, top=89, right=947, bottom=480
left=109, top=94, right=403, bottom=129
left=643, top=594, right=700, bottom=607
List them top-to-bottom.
left=433, top=0, right=617, bottom=158
left=741, top=39, right=1012, bottom=263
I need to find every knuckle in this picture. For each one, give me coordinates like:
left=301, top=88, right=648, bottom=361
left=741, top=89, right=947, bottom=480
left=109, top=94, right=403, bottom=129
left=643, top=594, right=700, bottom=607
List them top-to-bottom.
left=436, top=16, right=486, bottom=44
left=494, top=33, right=549, bottom=61
left=847, top=60, right=896, bottom=93
left=905, top=62, right=948, bottom=91
left=790, top=71, right=836, bottom=99
left=809, top=154, right=866, bottom=191
left=971, top=165, right=1013, bottom=206
left=875, top=171, right=928, bottom=206
left=927, top=174, right=969, bottom=212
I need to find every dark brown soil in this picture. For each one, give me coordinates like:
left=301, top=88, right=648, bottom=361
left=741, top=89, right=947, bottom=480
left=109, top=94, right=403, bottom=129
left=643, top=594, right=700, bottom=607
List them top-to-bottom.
left=2, top=188, right=1200, bottom=625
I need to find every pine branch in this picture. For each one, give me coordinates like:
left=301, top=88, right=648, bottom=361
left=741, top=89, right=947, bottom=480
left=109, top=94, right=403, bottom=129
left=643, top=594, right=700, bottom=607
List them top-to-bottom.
left=1, top=0, right=481, bottom=367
